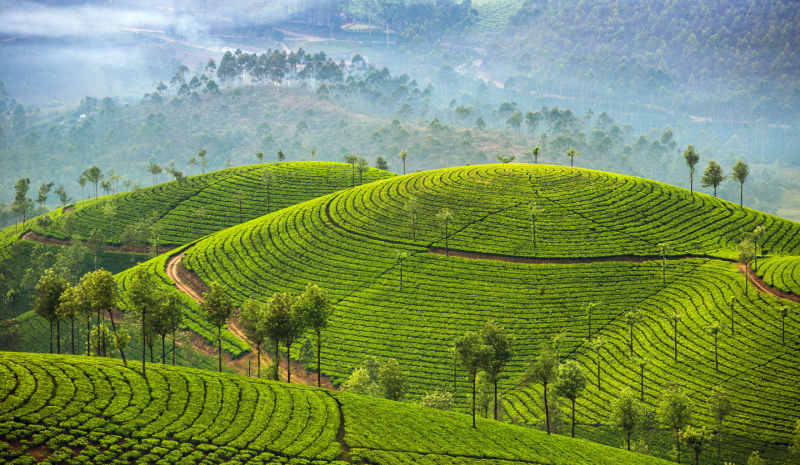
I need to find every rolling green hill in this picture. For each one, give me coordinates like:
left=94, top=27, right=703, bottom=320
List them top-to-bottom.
left=160, top=164, right=799, bottom=464
left=0, top=352, right=675, bottom=465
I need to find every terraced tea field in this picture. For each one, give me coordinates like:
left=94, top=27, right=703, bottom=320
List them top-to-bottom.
left=0, top=161, right=395, bottom=262
left=171, top=164, right=800, bottom=463
left=757, top=256, right=800, bottom=297
left=0, top=352, right=675, bottom=465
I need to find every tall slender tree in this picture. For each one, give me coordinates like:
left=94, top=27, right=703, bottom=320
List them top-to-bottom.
left=683, top=145, right=700, bottom=196
left=566, top=148, right=579, bottom=167
left=400, top=150, right=408, bottom=174
left=701, top=160, right=726, bottom=197
left=731, top=160, right=750, bottom=208
left=261, top=168, right=275, bottom=214
left=404, top=197, right=421, bottom=240
left=436, top=208, right=455, bottom=257
left=657, top=242, right=672, bottom=284
left=129, top=267, right=158, bottom=377
left=34, top=270, right=67, bottom=354
left=200, top=282, right=235, bottom=373
left=296, top=283, right=333, bottom=388
left=160, top=291, right=183, bottom=366
left=241, top=299, right=268, bottom=378
left=585, top=302, right=597, bottom=339
left=777, top=305, right=790, bottom=346
left=625, top=308, right=643, bottom=356
left=668, top=312, right=683, bottom=361
left=480, top=319, right=515, bottom=421
left=705, top=321, right=723, bottom=371
left=454, top=331, right=487, bottom=427
left=587, top=337, right=606, bottom=388
left=522, top=347, right=559, bottom=434
left=631, top=355, right=650, bottom=400
left=555, top=360, right=587, bottom=438
left=658, top=384, right=694, bottom=464
left=707, top=386, right=733, bottom=459
left=610, top=387, right=640, bottom=451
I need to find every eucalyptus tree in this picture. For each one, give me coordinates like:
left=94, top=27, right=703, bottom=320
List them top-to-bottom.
left=683, top=145, right=700, bottom=195
left=524, top=146, right=541, bottom=164
left=310, top=148, right=316, bottom=161
left=566, top=148, right=579, bottom=167
left=198, top=149, right=208, bottom=173
left=277, top=150, right=285, bottom=162
left=400, top=150, right=408, bottom=174
left=256, top=151, right=264, bottom=163
left=344, top=153, right=358, bottom=186
left=356, top=156, right=369, bottom=185
left=188, top=157, right=197, bottom=176
left=701, top=160, right=726, bottom=197
left=731, top=160, right=750, bottom=208
left=147, top=163, right=162, bottom=185
left=83, top=166, right=103, bottom=198
left=261, top=168, right=275, bottom=214
left=77, top=174, right=88, bottom=201
left=13, top=177, right=31, bottom=229
left=36, top=182, right=54, bottom=211
left=54, top=184, right=70, bottom=208
left=404, top=197, right=421, bottom=240
left=527, top=201, right=542, bottom=248
left=436, top=208, right=455, bottom=257
left=751, top=225, right=765, bottom=271
left=87, top=229, right=105, bottom=271
left=737, top=239, right=755, bottom=297
left=657, top=242, right=672, bottom=284
left=395, top=250, right=409, bottom=291
left=129, top=267, right=157, bottom=376
left=34, top=269, right=67, bottom=354
left=83, top=270, right=124, bottom=365
left=200, top=282, right=235, bottom=373
left=295, top=283, right=333, bottom=387
left=57, top=284, right=87, bottom=355
left=160, top=291, right=183, bottom=366
left=265, top=292, right=296, bottom=381
left=241, top=299, right=268, bottom=378
left=584, top=302, right=597, bottom=339
left=625, top=308, right=643, bottom=356
left=668, top=312, right=683, bottom=361
left=480, top=319, right=515, bottom=421
left=705, top=321, right=723, bottom=371
left=454, top=331, right=487, bottom=428
left=587, top=337, right=606, bottom=388
left=522, top=347, right=559, bottom=434
left=631, top=355, right=650, bottom=400
left=555, top=360, right=587, bottom=438
left=658, top=384, right=694, bottom=464
left=707, top=386, right=734, bottom=458
left=610, top=387, right=640, bottom=451
left=681, top=426, right=712, bottom=465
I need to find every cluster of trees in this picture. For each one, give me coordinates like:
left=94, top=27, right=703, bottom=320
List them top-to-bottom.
left=502, top=0, right=800, bottom=125
left=682, top=145, right=751, bottom=205
left=238, top=283, right=335, bottom=386
left=342, top=355, right=410, bottom=401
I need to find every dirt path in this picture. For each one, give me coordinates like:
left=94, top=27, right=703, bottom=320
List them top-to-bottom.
left=22, top=230, right=176, bottom=255
left=165, top=251, right=337, bottom=388
left=737, top=264, right=800, bottom=303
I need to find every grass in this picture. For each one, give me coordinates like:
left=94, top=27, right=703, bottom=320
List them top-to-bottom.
left=175, top=164, right=799, bottom=464
left=0, top=352, right=676, bottom=465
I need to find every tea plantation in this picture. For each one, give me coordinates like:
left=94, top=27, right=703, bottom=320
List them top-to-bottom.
left=0, top=161, right=395, bottom=261
left=173, top=164, right=800, bottom=463
left=0, top=352, right=676, bottom=465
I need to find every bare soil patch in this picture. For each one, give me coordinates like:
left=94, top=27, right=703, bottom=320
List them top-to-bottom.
left=22, top=230, right=176, bottom=255
left=737, top=263, right=800, bottom=303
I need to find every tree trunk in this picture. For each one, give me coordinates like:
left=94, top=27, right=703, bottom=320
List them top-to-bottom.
left=740, top=183, right=743, bottom=208
left=533, top=221, right=537, bottom=248
left=445, top=223, right=449, bottom=257
left=399, top=261, right=403, bottom=291
left=731, top=300, right=735, bottom=336
left=107, top=309, right=126, bottom=367
left=97, top=310, right=102, bottom=357
left=142, top=311, right=147, bottom=378
left=782, top=316, right=786, bottom=346
left=71, top=317, right=75, bottom=355
left=49, top=319, right=53, bottom=354
left=57, top=319, right=61, bottom=354
left=87, top=319, right=91, bottom=356
left=674, top=323, right=678, bottom=361
left=218, top=326, right=222, bottom=372
left=172, top=329, right=176, bottom=366
left=316, top=329, right=321, bottom=387
left=162, top=334, right=166, bottom=363
left=714, top=335, right=719, bottom=370
left=274, top=340, right=280, bottom=381
left=286, top=342, right=294, bottom=383
left=150, top=344, right=153, bottom=363
left=257, top=347, right=261, bottom=379
left=471, top=373, right=476, bottom=428
left=493, top=379, right=498, bottom=420
left=544, top=382, right=551, bottom=434
left=571, top=397, right=576, bottom=438
left=717, top=424, right=722, bottom=457
left=676, top=430, right=681, bottom=463
left=626, top=431, right=631, bottom=451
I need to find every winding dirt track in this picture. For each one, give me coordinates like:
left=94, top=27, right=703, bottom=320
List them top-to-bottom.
left=165, top=251, right=335, bottom=388
left=738, top=264, right=800, bottom=304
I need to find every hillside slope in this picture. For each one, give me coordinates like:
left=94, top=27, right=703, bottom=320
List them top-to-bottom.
left=171, top=164, right=799, bottom=463
left=0, top=352, right=675, bottom=465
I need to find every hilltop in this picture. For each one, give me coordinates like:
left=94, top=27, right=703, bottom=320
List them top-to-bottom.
left=152, top=164, right=799, bottom=463
left=0, top=352, right=675, bottom=465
